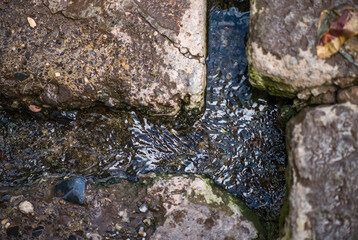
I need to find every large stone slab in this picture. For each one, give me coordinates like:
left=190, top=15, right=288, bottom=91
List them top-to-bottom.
left=0, top=0, right=206, bottom=115
left=247, top=0, right=358, bottom=100
left=283, top=103, right=358, bottom=239
left=148, top=175, right=261, bottom=240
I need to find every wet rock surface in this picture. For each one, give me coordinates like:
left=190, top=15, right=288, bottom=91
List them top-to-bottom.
left=0, top=0, right=206, bottom=115
left=247, top=0, right=358, bottom=101
left=0, top=2, right=287, bottom=222
left=284, top=103, right=358, bottom=239
left=0, top=175, right=263, bottom=239
left=148, top=175, right=260, bottom=240
left=54, top=176, right=86, bottom=205
left=1, top=177, right=160, bottom=239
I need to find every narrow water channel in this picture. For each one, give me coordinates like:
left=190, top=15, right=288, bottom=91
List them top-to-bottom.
left=0, top=0, right=286, bottom=220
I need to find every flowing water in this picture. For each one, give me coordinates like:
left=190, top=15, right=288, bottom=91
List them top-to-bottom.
left=0, top=0, right=286, bottom=220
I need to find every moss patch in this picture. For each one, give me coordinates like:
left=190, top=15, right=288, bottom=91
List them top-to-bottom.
left=248, top=64, right=297, bottom=99
left=185, top=176, right=267, bottom=239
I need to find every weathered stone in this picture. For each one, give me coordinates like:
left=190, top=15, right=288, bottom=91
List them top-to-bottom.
left=0, top=0, right=206, bottom=116
left=247, top=0, right=358, bottom=99
left=337, top=86, right=358, bottom=105
left=308, top=91, right=336, bottom=105
left=283, top=103, right=358, bottom=239
left=148, top=175, right=260, bottom=240
left=54, top=176, right=86, bottom=205
left=19, top=200, right=34, bottom=214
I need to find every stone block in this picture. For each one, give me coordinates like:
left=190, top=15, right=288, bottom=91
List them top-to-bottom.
left=0, top=0, right=206, bottom=116
left=247, top=0, right=358, bottom=99
left=284, top=103, right=358, bottom=239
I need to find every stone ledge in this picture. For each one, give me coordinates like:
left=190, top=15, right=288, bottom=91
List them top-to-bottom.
left=0, top=0, right=206, bottom=116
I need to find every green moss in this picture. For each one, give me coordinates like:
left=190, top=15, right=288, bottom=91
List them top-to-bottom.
left=245, top=26, right=296, bottom=100
left=248, top=64, right=297, bottom=99
left=278, top=105, right=297, bottom=127
left=153, top=172, right=173, bottom=181
left=151, top=174, right=267, bottom=238
left=185, top=176, right=267, bottom=239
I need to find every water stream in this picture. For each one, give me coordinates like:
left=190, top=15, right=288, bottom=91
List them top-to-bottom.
left=0, top=0, right=286, bottom=220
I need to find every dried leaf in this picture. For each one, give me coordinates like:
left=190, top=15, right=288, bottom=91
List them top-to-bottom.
left=316, top=5, right=358, bottom=58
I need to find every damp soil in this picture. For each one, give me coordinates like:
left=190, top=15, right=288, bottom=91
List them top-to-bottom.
left=0, top=0, right=286, bottom=224
left=0, top=176, right=166, bottom=240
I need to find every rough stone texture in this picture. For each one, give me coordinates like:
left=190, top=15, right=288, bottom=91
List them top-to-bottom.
left=0, top=0, right=206, bottom=115
left=247, top=0, right=358, bottom=100
left=337, top=86, right=358, bottom=105
left=284, top=103, right=358, bottom=239
left=0, top=174, right=262, bottom=239
left=148, top=175, right=259, bottom=240
left=0, top=177, right=163, bottom=239
left=18, top=200, right=34, bottom=214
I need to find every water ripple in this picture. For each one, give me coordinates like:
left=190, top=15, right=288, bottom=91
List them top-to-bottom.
left=0, top=5, right=286, bottom=220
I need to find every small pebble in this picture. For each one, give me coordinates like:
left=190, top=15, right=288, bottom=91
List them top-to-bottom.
left=27, top=17, right=36, bottom=28
left=222, top=39, right=228, bottom=47
left=14, top=72, right=30, bottom=81
left=105, top=98, right=116, bottom=107
left=11, top=101, right=19, bottom=109
left=28, top=105, right=42, bottom=112
left=50, top=111, right=77, bottom=124
left=54, top=176, right=86, bottom=205
left=0, top=194, right=11, bottom=203
left=19, top=201, right=34, bottom=214
left=139, top=203, right=148, bottom=213
left=1, top=219, right=9, bottom=226
left=143, top=219, right=151, bottom=226
left=115, top=223, right=122, bottom=231
left=138, top=226, right=146, bottom=237
left=138, top=230, right=146, bottom=237
left=85, top=233, right=101, bottom=240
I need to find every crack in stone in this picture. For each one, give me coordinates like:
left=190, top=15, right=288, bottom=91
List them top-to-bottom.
left=133, top=4, right=204, bottom=64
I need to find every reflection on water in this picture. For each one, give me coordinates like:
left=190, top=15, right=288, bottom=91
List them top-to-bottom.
left=0, top=3, right=286, bottom=220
